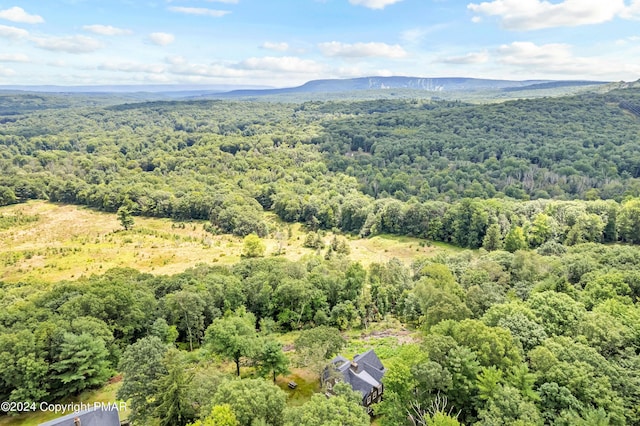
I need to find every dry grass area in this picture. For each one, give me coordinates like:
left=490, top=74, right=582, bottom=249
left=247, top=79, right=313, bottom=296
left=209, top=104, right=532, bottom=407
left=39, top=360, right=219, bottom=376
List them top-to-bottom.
left=0, top=201, right=448, bottom=283
left=0, top=201, right=244, bottom=282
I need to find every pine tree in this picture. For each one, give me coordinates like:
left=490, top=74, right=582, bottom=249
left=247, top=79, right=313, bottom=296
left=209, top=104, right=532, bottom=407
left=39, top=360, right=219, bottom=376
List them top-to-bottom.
left=155, top=351, right=195, bottom=426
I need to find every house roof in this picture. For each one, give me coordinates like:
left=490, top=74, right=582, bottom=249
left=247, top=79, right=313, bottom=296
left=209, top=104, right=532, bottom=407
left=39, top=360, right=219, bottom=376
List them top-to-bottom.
left=329, top=349, right=386, bottom=398
left=38, top=408, right=120, bottom=426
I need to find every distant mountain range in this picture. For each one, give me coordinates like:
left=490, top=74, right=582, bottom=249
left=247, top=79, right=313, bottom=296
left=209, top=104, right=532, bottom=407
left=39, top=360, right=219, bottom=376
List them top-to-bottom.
left=0, top=77, right=609, bottom=97
left=203, top=77, right=608, bottom=98
left=0, top=83, right=272, bottom=94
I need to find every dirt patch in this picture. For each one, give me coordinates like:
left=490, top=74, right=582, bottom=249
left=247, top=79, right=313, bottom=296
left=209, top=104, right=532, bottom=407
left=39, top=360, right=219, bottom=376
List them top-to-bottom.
left=360, top=329, right=420, bottom=345
left=107, top=374, right=123, bottom=384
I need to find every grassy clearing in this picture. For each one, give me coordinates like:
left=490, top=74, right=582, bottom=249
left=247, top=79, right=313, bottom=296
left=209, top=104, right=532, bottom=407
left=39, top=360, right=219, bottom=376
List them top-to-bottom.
left=0, top=201, right=455, bottom=283
left=276, top=368, right=321, bottom=406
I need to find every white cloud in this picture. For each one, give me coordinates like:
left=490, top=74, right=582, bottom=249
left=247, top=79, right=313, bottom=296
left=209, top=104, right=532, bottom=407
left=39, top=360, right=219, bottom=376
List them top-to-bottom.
left=168, top=0, right=238, bottom=2
left=348, top=0, right=403, bottom=10
left=467, top=0, right=625, bottom=30
left=621, top=0, right=640, bottom=19
left=0, top=7, right=44, bottom=24
left=168, top=7, right=231, bottom=17
left=0, top=24, right=29, bottom=39
left=401, top=24, right=449, bottom=44
left=83, top=25, right=133, bottom=36
left=148, top=32, right=175, bottom=46
left=32, top=35, right=102, bottom=53
left=615, top=35, right=640, bottom=45
left=261, top=41, right=290, bottom=52
left=318, top=41, right=407, bottom=58
left=493, top=41, right=640, bottom=78
left=497, top=41, right=573, bottom=66
left=440, top=51, right=489, bottom=64
left=0, top=53, right=29, bottom=62
left=166, top=55, right=188, bottom=65
left=237, top=56, right=325, bottom=73
left=47, top=60, right=67, bottom=67
left=99, top=61, right=166, bottom=74
left=169, top=62, right=248, bottom=78
left=0, top=65, right=16, bottom=76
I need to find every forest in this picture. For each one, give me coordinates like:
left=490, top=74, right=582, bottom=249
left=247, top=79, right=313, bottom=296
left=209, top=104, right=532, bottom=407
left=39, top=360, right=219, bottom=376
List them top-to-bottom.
left=1, top=87, right=640, bottom=425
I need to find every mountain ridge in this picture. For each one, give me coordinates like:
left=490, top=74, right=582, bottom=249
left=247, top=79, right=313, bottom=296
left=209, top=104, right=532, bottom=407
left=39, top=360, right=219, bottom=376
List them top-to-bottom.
left=207, top=76, right=608, bottom=98
left=0, top=77, right=610, bottom=96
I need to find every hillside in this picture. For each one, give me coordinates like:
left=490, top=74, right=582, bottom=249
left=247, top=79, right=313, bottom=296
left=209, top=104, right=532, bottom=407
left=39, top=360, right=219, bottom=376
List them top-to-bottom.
left=198, top=76, right=607, bottom=101
left=2, top=86, right=640, bottom=426
left=1, top=88, right=639, bottom=231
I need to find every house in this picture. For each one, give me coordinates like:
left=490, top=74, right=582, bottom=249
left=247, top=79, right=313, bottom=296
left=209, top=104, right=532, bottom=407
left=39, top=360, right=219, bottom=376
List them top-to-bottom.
left=323, top=349, right=386, bottom=413
left=38, top=408, right=121, bottom=426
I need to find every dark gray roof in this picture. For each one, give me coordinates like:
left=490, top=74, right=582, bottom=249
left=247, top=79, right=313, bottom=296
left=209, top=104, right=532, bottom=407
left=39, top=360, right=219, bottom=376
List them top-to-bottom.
left=329, top=349, right=386, bottom=398
left=354, top=349, right=386, bottom=382
left=355, top=349, right=385, bottom=371
left=332, top=355, right=349, bottom=365
left=38, top=408, right=120, bottom=426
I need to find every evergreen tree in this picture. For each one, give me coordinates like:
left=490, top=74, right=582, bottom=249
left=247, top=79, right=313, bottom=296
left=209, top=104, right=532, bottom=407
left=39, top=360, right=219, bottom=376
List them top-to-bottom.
left=50, top=333, right=111, bottom=398
left=155, top=350, right=196, bottom=426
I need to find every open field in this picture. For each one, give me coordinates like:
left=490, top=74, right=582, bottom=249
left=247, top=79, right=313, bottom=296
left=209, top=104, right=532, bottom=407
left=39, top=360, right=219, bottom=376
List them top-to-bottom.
left=0, top=201, right=445, bottom=283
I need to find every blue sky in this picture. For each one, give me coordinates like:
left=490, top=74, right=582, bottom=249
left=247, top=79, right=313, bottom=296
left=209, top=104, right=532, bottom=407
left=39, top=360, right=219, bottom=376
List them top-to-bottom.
left=1, top=0, right=639, bottom=87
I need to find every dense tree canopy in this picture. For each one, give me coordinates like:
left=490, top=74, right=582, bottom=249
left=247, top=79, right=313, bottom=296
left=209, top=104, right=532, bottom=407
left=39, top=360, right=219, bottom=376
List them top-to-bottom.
left=2, top=89, right=640, bottom=425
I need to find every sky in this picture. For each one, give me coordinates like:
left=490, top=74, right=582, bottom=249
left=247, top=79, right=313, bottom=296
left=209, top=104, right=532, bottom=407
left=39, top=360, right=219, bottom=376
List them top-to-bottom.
left=1, top=0, right=640, bottom=87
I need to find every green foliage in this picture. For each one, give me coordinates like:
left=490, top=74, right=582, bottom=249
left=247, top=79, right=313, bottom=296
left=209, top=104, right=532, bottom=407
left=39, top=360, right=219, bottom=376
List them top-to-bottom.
left=4, top=89, right=640, bottom=424
left=0, top=186, right=18, bottom=206
left=618, top=198, right=640, bottom=243
left=117, top=201, right=135, bottom=231
left=0, top=211, right=39, bottom=230
left=527, top=213, right=554, bottom=248
left=482, top=223, right=503, bottom=251
left=504, top=226, right=527, bottom=253
left=303, top=231, right=324, bottom=249
left=242, top=233, right=266, bottom=257
left=0, top=238, right=639, bottom=424
left=414, top=278, right=471, bottom=328
left=165, top=289, right=206, bottom=351
left=527, top=291, right=585, bottom=336
left=204, top=308, right=259, bottom=376
left=150, top=317, right=179, bottom=345
left=432, top=319, right=522, bottom=371
left=294, top=325, right=345, bottom=371
left=50, top=332, right=112, bottom=397
left=117, top=336, right=170, bottom=424
left=529, top=336, right=627, bottom=424
left=257, top=339, right=289, bottom=382
left=155, top=350, right=196, bottom=426
left=211, top=378, right=287, bottom=426
left=284, top=382, right=369, bottom=426
left=189, top=404, right=239, bottom=426
left=212, top=406, right=240, bottom=426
